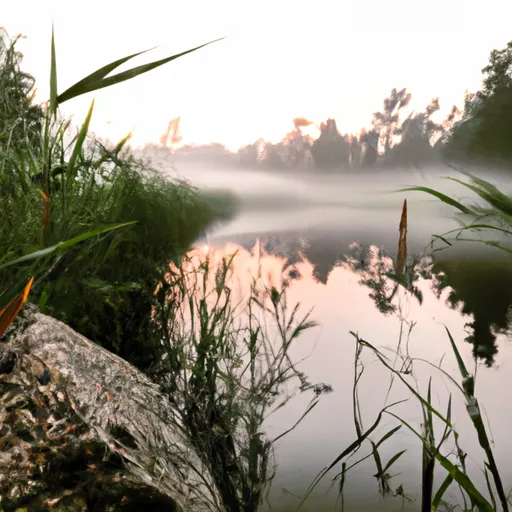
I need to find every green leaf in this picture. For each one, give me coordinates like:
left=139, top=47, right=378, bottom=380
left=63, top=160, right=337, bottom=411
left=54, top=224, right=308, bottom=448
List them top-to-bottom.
left=49, top=24, right=58, bottom=117
left=57, top=38, right=224, bottom=105
left=57, top=48, right=154, bottom=105
left=66, top=99, right=95, bottom=185
left=397, top=186, right=474, bottom=215
left=0, top=222, right=136, bottom=270
left=444, top=326, right=470, bottom=380
left=355, top=335, right=454, bottom=429
left=297, top=399, right=406, bottom=511
left=388, top=412, right=494, bottom=512
left=374, top=425, right=402, bottom=449
left=383, top=449, right=407, bottom=473
left=431, top=473, right=454, bottom=511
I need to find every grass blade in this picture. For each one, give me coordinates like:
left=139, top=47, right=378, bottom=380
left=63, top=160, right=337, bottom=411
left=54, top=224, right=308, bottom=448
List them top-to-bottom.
left=49, top=24, right=58, bottom=117
left=57, top=38, right=224, bottom=104
left=56, top=48, right=155, bottom=104
left=66, top=99, right=95, bottom=186
left=397, top=186, right=474, bottom=215
left=0, top=221, right=136, bottom=270
left=444, top=326, right=470, bottom=381
left=444, top=327, right=508, bottom=511
left=353, top=334, right=454, bottom=429
left=422, top=379, right=436, bottom=512
left=297, top=400, right=406, bottom=511
left=387, top=412, right=494, bottom=512
left=375, top=425, right=402, bottom=449
left=382, top=449, right=407, bottom=474
left=484, top=466, right=498, bottom=512
left=431, top=473, right=454, bottom=511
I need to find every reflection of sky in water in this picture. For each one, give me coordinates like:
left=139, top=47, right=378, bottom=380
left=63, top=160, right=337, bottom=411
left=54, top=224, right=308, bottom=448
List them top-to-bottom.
left=187, top=242, right=512, bottom=511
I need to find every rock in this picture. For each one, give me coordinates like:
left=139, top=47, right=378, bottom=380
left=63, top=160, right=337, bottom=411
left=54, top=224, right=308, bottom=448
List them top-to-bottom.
left=0, top=304, right=221, bottom=511
left=0, top=350, right=16, bottom=374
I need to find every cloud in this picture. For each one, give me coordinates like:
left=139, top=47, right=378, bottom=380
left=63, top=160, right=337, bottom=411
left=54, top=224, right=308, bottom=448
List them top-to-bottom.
left=293, top=117, right=313, bottom=129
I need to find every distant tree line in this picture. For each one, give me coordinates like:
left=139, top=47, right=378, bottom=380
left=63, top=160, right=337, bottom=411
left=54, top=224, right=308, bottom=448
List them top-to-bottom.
left=157, top=39, right=512, bottom=172
left=238, top=89, right=449, bottom=172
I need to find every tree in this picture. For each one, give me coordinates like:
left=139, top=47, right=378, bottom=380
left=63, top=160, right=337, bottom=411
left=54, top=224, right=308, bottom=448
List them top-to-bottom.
left=444, top=41, right=512, bottom=165
left=480, top=42, right=512, bottom=98
left=372, top=87, right=411, bottom=156
left=388, top=97, right=442, bottom=167
left=310, top=118, right=350, bottom=169
left=279, top=120, right=314, bottom=170
left=359, top=129, right=379, bottom=168
left=348, top=135, right=362, bottom=169
left=259, top=141, right=284, bottom=169
left=239, top=142, right=259, bottom=168
left=432, top=259, right=512, bottom=365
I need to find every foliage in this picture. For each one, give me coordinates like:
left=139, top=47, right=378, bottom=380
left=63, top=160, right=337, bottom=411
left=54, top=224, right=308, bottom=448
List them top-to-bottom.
left=0, top=28, right=234, bottom=369
left=0, top=30, right=44, bottom=153
left=147, top=40, right=512, bottom=173
left=444, top=41, right=512, bottom=165
left=372, top=87, right=412, bottom=155
left=310, top=119, right=350, bottom=169
left=152, top=249, right=332, bottom=512
left=431, top=259, right=512, bottom=365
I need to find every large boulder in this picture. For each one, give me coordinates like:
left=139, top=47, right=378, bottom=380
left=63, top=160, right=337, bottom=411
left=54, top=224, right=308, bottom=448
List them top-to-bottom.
left=0, top=304, right=221, bottom=511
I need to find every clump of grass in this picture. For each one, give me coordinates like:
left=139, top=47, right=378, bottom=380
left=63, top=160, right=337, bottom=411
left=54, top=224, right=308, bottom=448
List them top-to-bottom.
left=0, top=28, right=236, bottom=368
left=151, top=247, right=332, bottom=512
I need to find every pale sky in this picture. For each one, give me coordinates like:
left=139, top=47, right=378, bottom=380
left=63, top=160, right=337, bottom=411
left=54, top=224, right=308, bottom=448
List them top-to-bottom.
left=4, top=0, right=512, bottom=150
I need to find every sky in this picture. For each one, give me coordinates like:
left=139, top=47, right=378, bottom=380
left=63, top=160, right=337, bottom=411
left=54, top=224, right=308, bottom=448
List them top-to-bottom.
left=4, top=0, right=512, bottom=151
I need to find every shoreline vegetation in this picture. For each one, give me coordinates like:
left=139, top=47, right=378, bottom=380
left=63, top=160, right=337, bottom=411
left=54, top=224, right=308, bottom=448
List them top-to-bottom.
left=2, top=24, right=512, bottom=512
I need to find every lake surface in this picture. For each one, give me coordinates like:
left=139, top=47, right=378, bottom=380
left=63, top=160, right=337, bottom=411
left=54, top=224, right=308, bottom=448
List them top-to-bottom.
left=155, top=156, right=512, bottom=511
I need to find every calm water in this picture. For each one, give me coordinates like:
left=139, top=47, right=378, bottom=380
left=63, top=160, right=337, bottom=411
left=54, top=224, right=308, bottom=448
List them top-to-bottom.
left=158, top=156, right=512, bottom=511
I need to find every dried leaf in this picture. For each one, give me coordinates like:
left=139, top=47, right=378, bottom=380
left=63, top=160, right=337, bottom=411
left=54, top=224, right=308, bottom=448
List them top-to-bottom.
left=396, top=199, right=407, bottom=279
left=0, top=276, right=34, bottom=337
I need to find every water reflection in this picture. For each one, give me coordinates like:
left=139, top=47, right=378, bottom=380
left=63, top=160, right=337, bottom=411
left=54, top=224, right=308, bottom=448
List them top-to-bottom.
left=208, top=232, right=512, bottom=366
left=190, top=239, right=512, bottom=511
left=432, top=258, right=512, bottom=365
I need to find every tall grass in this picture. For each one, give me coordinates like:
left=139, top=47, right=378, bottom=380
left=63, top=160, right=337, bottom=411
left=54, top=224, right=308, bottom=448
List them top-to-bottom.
left=0, top=28, right=236, bottom=368
left=151, top=248, right=332, bottom=512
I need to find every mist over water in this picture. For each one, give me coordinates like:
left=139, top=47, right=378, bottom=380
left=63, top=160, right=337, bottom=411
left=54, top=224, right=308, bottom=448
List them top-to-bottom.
left=170, top=162, right=512, bottom=259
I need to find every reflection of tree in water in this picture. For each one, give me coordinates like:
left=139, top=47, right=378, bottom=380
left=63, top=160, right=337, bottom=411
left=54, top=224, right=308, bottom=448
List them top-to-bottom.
left=236, top=234, right=512, bottom=366
left=255, top=235, right=344, bottom=285
left=340, top=243, right=431, bottom=315
left=343, top=245, right=512, bottom=367
left=431, top=259, right=512, bottom=365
